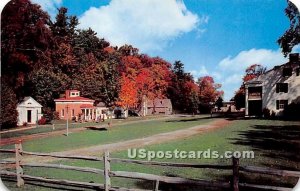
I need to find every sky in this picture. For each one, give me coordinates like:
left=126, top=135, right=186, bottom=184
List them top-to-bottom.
left=13, top=0, right=300, bottom=100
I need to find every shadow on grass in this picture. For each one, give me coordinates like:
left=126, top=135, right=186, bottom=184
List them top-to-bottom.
left=165, top=116, right=213, bottom=123
left=230, top=124, right=300, bottom=167
left=85, top=126, right=108, bottom=131
left=134, top=171, right=232, bottom=191
left=1, top=177, right=99, bottom=191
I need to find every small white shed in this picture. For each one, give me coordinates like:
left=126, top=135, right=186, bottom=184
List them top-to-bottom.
left=17, top=97, right=43, bottom=126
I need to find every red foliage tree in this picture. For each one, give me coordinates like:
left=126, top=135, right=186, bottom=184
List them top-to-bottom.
left=117, top=74, right=138, bottom=109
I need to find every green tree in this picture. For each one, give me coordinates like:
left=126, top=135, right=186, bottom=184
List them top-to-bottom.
left=278, top=1, right=300, bottom=56
left=50, top=7, right=79, bottom=43
left=73, top=28, right=110, bottom=60
left=101, top=53, right=121, bottom=106
left=215, top=97, right=223, bottom=110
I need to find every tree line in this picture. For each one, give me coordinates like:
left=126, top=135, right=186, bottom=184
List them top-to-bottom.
left=1, top=0, right=223, bottom=128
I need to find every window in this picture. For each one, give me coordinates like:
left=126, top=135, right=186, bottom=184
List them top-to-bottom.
left=282, top=67, right=292, bottom=77
left=276, top=83, right=288, bottom=93
left=71, top=93, right=75, bottom=95
left=276, top=100, right=288, bottom=110
left=61, top=109, right=64, bottom=117
left=72, top=109, right=75, bottom=117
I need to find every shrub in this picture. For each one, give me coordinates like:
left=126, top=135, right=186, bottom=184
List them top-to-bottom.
left=0, top=81, right=18, bottom=129
left=283, top=102, right=300, bottom=120
left=42, top=107, right=54, bottom=123
left=262, top=108, right=271, bottom=119
left=53, top=111, right=60, bottom=120
left=38, top=117, right=47, bottom=125
left=22, top=122, right=28, bottom=127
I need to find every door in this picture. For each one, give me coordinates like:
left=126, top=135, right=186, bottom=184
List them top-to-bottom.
left=248, top=100, right=262, bottom=116
left=27, top=110, right=32, bottom=123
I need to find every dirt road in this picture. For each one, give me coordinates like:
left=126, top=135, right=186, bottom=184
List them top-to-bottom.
left=50, top=118, right=232, bottom=157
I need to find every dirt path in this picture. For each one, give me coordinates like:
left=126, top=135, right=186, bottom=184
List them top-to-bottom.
left=0, top=116, right=174, bottom=146
left=2, top=118, right=232, bottom=164
left=48, top=118, right=232, bottom=157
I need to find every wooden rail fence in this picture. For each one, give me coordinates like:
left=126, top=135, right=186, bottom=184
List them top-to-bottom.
left=0, top=143, right=299, bottom=191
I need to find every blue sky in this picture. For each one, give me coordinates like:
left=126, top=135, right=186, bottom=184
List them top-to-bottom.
left=29, top=0, right=297, bottom=100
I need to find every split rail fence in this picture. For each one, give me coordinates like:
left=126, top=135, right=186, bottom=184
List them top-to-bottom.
left=0, top=143, right=300, bottom=191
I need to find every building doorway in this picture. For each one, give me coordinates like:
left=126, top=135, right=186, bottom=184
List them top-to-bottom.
left=248, top=100, right=262, bottom=116
left=27, top=110, right=32, bottom=123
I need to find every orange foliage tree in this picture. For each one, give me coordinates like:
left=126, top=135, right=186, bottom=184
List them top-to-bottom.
left=117, top=74, right=138, bottom=109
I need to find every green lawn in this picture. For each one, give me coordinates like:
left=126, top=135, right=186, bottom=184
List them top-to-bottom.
left=0, top=115, right=165, bottom=139
left=1, top=116, right=214, bottom=153
left=2, top=119, right=300, bottom=191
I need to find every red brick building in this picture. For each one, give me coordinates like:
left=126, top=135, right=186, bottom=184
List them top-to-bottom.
left=54, top=90, right=96, bottom=121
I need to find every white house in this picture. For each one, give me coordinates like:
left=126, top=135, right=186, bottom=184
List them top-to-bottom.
left=245, top=53, right=300, bottom=117
left=17, top=97, right=43, bottom=126
left=95, top=102, right=109, bottom=120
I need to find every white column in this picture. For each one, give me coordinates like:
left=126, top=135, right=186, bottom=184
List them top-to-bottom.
left=245, top=86, right=249, bottom=116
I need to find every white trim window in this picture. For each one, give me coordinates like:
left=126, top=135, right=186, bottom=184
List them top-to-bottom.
left=276, top=83, right=288, bottom=93
left=276, top=100, right=288, bottom=110
left=61, top=109, right=65, bottom=117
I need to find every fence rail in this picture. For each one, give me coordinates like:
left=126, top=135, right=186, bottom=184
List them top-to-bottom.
left=0, top=143, right=299, bottom=191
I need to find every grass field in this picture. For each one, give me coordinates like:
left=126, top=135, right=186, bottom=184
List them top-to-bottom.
left=0, top=115, right=164, bottom=139
left=1, top=116, right=214, bottom=152
left=2, top=118, right=300, bottom=191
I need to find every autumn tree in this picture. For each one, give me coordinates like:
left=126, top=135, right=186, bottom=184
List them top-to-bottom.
left=1, top=0, right=53, bottom=98
left=278, top=1, right=300, bottom=56
left=117, top=74, right=138, bottom=109
left=197, top=76, right=223, bottom=113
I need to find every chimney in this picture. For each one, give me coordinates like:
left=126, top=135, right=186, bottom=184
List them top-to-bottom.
left=289, top=53, right=299, bottom=63
left=65, top=90, right=70, bottom=99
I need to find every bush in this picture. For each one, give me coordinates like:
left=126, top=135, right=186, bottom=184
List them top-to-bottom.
left=0, top=81, right=18, bottom=129
left=283, top=102, right=300, bottom=120
left=42, top=107, right=54, bottom=123
left=262, top=108, right=271, bottom=119
left=53, top=111, right=60, bottom=120
left=38, top=117, right=47, bottom=125
left=22, top=122, right=28, bottom=127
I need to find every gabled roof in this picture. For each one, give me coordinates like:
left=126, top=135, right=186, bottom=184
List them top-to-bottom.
left=245, top=61, right=300, bottom=85
left=54, top=96, right=94, bottom=102
left=17, top=97, right=42, bottom=108
left=147, top=98, right=172, bottom=108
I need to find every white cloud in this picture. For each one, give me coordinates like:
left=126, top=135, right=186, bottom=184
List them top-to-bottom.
left=30, top=0, right=62, bottom=19
left=79, top=0, right=203, bottom=52
left=290, top=0, right=300, bottom=11
left=216, top=48, right=289, bottom=100
left=219, top=48, right=288, bottom=72
left=189, top=65, right=209, bottom=78
left=223, top=74, right=243, bottom=85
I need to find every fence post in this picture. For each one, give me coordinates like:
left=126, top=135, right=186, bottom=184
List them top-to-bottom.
left=15, top=142, right=24, bottom=187
left=104, top=151, right=111, bottom=191
left=232, top=156, right=239, bottom=191
left=154, top=179, right=159, bottom=191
